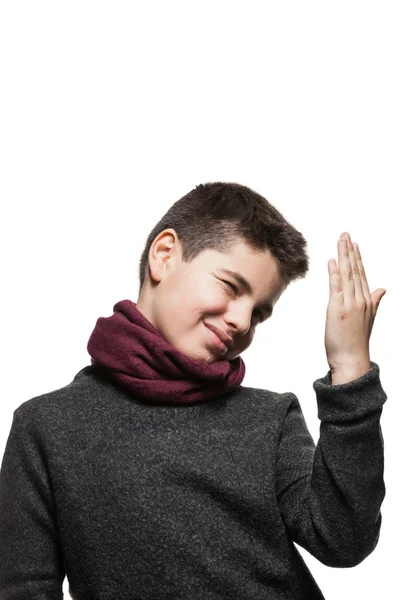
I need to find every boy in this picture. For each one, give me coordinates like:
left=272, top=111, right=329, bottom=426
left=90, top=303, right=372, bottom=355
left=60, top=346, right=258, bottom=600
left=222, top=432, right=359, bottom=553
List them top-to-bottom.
left=0, top=182, right=387, bottom=599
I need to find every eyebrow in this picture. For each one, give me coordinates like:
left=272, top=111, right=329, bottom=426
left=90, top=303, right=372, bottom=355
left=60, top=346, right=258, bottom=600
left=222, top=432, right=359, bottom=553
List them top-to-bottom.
left=219, top=268, right=274, bottom=314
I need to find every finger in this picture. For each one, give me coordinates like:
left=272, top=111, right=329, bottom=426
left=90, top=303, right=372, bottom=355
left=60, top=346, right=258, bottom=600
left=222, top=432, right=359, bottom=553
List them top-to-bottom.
left=338, top=234, right=355, bottom=300
left=345, top=235, right=365, bottom=303
left=352, top=242, right=371, bottom=300
left=328, top=257, right=342, bottom=299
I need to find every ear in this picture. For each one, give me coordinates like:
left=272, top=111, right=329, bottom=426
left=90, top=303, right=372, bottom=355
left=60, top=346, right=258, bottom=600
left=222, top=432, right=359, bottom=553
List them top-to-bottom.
left=148, top=230, right=178, bottom=283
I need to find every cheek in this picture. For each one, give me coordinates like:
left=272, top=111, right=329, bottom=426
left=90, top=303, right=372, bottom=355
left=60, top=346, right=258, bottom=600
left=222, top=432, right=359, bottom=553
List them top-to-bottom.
left=167, top=278, right=227, bottom=324
left=199, top=284, right=228, bottom=310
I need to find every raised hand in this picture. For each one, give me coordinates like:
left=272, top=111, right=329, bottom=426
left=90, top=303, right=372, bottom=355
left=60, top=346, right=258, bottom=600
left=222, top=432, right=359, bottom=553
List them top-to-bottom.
left=324, top=232, right=386, bottom=385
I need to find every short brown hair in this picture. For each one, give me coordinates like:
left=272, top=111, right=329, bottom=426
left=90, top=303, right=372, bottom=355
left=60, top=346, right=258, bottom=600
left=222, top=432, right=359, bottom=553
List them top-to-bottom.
left=138, top=182, right=309, bottom=291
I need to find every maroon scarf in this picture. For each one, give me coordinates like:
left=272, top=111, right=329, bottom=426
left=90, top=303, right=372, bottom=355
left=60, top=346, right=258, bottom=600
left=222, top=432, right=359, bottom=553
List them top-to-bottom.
left=87, top=299, right=246, bottom=405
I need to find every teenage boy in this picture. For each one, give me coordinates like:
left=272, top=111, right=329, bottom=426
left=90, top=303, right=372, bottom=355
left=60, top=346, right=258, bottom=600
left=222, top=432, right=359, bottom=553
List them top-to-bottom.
left=0, top=182, right=387, bottom=599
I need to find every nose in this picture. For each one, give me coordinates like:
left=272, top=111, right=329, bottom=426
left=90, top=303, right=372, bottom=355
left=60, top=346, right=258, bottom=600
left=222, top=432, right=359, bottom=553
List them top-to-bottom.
left=225, top=308, right=253, bottom=338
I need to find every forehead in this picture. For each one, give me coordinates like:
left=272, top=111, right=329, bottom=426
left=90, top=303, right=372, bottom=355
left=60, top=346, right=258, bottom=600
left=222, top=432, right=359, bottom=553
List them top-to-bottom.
left=213, top=241, right=281, bottom=277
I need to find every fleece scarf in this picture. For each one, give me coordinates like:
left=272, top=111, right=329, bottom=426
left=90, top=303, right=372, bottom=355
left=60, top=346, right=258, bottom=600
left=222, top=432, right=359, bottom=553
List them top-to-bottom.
left=87, top=299, right=246, bottom=405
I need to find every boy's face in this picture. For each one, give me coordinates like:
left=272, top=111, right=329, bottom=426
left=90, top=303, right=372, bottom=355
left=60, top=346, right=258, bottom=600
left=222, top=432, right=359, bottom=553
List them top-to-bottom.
left=136, top=229, right=287, bottom=364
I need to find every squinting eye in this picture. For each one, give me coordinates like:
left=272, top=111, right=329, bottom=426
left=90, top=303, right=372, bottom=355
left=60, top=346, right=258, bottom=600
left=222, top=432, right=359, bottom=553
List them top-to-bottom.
left=223, top=280, right=238, bottom=294
left=224, top=280, right=264, bottom=323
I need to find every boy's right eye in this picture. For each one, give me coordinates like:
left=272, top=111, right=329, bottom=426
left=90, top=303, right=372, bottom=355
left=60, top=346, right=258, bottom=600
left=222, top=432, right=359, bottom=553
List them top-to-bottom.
left=223, top=279, right=265, bottom=324
left=223, top=280, right=238, bottom=294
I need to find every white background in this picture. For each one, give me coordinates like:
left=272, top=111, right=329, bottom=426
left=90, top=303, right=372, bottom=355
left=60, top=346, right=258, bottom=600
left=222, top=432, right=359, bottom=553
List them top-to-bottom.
left=0, top=2, right=398, bottom=598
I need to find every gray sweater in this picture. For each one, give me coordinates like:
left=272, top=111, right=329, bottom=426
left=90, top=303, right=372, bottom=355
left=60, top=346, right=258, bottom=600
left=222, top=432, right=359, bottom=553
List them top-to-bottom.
left=0, top=361, right=387, bottom=600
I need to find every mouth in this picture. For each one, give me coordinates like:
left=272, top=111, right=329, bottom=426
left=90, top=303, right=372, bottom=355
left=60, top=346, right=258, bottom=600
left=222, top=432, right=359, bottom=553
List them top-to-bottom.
left=204, top=323, right=231, bottom=354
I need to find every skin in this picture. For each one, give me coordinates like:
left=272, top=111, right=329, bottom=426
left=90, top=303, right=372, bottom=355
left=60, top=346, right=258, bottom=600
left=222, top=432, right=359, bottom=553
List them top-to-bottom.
left=136, top=228, right=386, bottom=382
left=136, top=229, right=287, bottom=364
left=326, top=231, right=386, bottom=384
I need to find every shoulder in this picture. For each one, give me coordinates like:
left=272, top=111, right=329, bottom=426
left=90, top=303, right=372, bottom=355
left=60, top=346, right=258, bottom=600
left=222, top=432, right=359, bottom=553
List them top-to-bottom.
left=12, top=365, right=102, bottom=434
left=231, top=383, right=300, bottom=419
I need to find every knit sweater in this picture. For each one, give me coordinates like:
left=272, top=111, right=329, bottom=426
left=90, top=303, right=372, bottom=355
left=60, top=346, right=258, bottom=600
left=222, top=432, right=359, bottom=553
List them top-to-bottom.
left=0, top=361, right=387, bottom=600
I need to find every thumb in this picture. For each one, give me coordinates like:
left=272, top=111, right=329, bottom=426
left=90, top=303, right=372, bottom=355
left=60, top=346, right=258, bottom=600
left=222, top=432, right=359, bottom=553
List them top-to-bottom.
left=371, top=288, right=386, bottom=318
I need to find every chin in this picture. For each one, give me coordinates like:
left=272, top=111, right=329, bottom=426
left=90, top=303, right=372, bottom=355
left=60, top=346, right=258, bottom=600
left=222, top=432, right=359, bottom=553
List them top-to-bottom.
left=197, top=353, right=222, bottom=365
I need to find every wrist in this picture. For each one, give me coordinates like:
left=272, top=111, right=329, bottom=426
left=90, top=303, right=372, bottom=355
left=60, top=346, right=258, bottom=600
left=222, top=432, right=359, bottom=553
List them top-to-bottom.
left=330, top=360, right=372, bottom=385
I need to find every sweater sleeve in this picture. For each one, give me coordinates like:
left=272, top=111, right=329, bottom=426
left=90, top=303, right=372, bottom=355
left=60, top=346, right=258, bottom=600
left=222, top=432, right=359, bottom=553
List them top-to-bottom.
left=276, top=360, right=387, bottom=568
left=0, top=406, right=65, bottom=599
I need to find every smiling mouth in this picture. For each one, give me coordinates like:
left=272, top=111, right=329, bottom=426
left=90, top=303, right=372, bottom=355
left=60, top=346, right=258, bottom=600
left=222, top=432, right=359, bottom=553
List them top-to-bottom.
left=205, top=324, right=229, bottom=354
